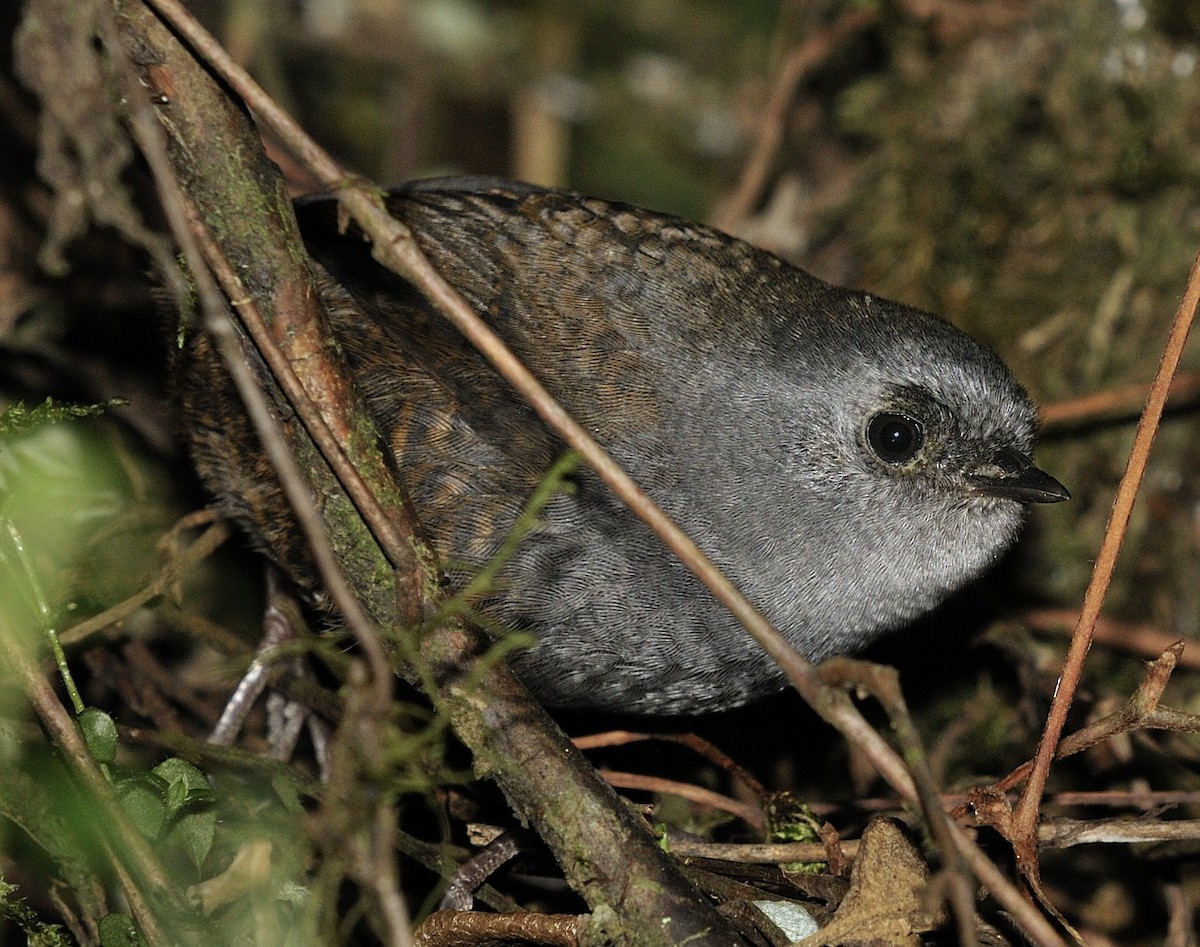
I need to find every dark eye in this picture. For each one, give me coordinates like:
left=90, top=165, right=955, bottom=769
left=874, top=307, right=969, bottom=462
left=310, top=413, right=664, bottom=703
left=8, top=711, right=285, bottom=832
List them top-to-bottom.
left=867, top=413, right=924, bottom=465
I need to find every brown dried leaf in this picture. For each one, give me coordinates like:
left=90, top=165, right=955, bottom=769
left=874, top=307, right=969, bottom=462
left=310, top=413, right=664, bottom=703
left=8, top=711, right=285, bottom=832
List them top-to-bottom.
left=799, top=818, right=939, bottom=947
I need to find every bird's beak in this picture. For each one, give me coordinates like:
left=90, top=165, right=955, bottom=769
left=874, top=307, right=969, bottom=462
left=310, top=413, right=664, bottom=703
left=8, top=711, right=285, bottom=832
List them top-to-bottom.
left=967, top=448, right=1070, bottom=504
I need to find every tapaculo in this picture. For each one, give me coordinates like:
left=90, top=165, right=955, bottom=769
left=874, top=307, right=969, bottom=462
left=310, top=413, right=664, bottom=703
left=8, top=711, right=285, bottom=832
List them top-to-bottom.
left=182, top=177, right=1068, bottom=714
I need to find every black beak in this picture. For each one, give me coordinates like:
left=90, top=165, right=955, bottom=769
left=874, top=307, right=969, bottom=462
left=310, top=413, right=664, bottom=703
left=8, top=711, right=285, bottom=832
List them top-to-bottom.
left=967, top=448, right=1070, bottom=504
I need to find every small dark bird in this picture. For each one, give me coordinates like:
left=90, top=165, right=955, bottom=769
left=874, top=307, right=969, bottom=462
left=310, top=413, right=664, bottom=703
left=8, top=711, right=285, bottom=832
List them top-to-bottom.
left=182, top=177, right=1068, bottom=714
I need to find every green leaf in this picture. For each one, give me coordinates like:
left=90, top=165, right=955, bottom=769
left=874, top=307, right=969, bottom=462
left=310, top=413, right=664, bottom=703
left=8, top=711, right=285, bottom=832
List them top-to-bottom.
left=77, top=708, right=117, bottom=764
left=152, top=756, right=209, bottom=793
left=152, top=757, right=214, bottom=818
left=152, top=758, right=216, bottom=870
left=272, top=772, right=304, bottom=815
left=114, top=773, right=167, bottom=841
left=163, top=775, right=188, bottom=821
left=165, top=808, right=217, bottom=873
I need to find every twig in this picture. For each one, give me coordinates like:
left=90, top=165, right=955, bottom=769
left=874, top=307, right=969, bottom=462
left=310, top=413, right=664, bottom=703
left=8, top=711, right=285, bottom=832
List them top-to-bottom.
left=712, top=9, right=878, bottom=232
left=180, top=202, right=397, bottom=708
left=1010, top=248, right=1200, bottom=877
left=1038, top=370, right=1200, bottom=432
left=57, top=521, right=231, bottom=647
left=1021, top=607, right=1200, bottom=670
left=964, top=643, right=1199, bottom=811
left=819, top=659, right=980, bottom=947
left=573, top=730, right=767, bottom=801
left=595, top=769, right=764, bottom=829
left=1041, top=789, right=1200, bottom=808
left=363, top=795, right=415, bottom=947
left=660, top=814, right=1200, bottom=861
left=1038, top=818, right=1200, bottom=848
left=669, top=838, right=860, bottom=864
left=1163, top=883, right=1197, bottom=947
left=414, top=912, right=583, bottom=947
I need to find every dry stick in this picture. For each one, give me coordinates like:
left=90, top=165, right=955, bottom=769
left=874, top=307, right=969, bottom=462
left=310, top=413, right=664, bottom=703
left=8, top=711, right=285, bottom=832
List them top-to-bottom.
left=137, top=3, right=1065, bottom=941
left=112, top=5, right=398, bottom=714
left=126, top=5, right=737, bottom=943
left=711, top=8, right=878, bottom=232
left=180, top=204, right=397, bottom=710
left=1011, top=249, right=1200, bottom=864
left=1039, top=369, right=1200, bottom=430
left=57, top=522, right=231, bottom=648
left=1022, top=607, right=1200, bottom=671
left=965, top=643, right=1199, bottom=808
left=820, top=658, right=980, bottom=947
left=314, top=661, right=399, bottom=943
left=572, top=730, right=768, bottom=802
left=363, top=752, right=416, bottom=945
left=594, top=769, right=765, bottom=829
left=808, top=788, right=1200, bottom=819
left=1045, top=789, right=1200, bottom=808
left=671, top=813, right=1200, bottom=863
left=1038, top=818, right=1200, bottom=848
left=672, top=838, right=861, bottom=864
left=107, top=854, right=172, bottom=947
left=1163, top=883, right=1197, bottom=947
left=414, top=912, right=583, bottom=947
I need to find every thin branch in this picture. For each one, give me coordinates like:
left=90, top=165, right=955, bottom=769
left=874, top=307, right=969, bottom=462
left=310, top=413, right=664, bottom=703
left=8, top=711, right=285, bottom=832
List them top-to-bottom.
left=120, top=2, right=741, bottom=939
left=711, top=9, right=878, bottom=232
left=179, top=201, right=395, bottom=708
left=1011, top=250, right=1200, bottom=864
left=1038, top=370, right=1200, bottom=431
left=57, top=521, right=231, bottom=648
left=1021, top=607, right=1200, bottom=671
left=963, top=643, right=1199, bottom=811
left=819, top=659, right=980, bottom=947
left=573, top=730, right=768, bottom=801
left=595, top=769, right=764, bottom=829
left=663, top=815, right=1200, bottom=861
left=1038, top=818, right=1200, bottom=849
left=670, top=838, right=860, bottom=864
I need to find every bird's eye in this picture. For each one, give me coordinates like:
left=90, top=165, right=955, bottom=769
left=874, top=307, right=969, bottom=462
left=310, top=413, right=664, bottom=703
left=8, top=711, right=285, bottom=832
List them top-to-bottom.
left=866, top=413, right=924, bottom=465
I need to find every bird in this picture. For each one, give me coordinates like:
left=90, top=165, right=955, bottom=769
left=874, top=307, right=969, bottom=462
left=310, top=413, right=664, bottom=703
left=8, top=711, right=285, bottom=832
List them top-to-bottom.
left=181, top=176, right=1068, bottom=715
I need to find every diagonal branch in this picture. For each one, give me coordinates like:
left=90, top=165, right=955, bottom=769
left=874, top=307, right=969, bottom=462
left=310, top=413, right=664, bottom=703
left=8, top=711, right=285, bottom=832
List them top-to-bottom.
left=110, top=0, right=742, bottom=941
left=1010, top=249, right=1200, bottom=871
